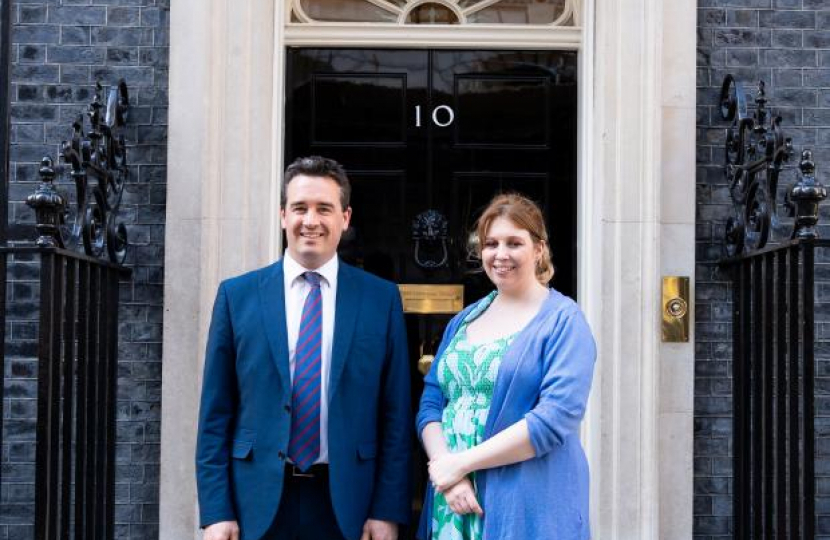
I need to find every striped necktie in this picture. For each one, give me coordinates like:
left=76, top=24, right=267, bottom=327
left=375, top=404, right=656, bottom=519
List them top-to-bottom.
left=288, top=271, right=322, bottom=471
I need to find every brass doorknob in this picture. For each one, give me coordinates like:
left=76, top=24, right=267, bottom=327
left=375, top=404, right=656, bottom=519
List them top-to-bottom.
left=418, top=354, right=434, bottom=375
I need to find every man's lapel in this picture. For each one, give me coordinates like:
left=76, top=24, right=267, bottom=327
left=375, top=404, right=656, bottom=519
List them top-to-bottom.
left=258, top=260, right=291, bottom=394
left=329, top=263, right=359, bottom=401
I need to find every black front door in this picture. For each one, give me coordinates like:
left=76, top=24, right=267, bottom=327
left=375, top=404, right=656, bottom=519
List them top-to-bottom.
left=285, top=47, right=578, bottom=532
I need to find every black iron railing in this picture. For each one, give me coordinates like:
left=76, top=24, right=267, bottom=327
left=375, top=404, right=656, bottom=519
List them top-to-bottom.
left=718, top=74, right=829, bottom=539
left=0, top=79, right=132, bottom=539
left=722, top=239, right=824, bottom=539
left=2, top=246, right=129, bottom=540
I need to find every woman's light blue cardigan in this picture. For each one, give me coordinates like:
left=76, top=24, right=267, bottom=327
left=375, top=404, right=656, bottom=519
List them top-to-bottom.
left=416, top=288, right=597, bottom=540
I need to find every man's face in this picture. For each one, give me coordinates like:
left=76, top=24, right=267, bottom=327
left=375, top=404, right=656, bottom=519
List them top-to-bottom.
left=281, top=174, right=352, bottom=269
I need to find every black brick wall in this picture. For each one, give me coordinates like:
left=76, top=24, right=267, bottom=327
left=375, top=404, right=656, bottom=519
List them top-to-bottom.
left=1, top=1, right=168, bottom=539
left=697, top=2, right=830, bottom=539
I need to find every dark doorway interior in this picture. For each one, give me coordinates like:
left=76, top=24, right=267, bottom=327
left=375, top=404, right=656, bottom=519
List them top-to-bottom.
left=285, top=47, right=578, bottom=534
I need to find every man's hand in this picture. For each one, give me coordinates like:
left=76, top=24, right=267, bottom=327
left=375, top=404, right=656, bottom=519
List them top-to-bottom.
left=428, top=451, right=471, bottom=493
left=443, top=477, right=483, bottom=516
left=360, top=519, right=398, bottom=540
left=203, top=521, right=239, bottom=540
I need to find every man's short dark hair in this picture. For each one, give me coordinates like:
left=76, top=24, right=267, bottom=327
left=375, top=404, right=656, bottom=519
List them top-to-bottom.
left=282, top=156, right=351, bottom=210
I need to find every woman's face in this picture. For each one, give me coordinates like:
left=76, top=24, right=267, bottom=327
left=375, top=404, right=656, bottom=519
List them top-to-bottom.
left=481, top=216, right=542, bottom=293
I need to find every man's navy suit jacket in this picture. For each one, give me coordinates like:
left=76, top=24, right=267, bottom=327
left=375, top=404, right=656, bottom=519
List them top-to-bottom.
left=196, top=259, right=412, bottom=540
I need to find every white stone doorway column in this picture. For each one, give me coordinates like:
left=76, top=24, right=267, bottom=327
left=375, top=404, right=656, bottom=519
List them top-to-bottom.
left=161, top=1, right=696, bottom=538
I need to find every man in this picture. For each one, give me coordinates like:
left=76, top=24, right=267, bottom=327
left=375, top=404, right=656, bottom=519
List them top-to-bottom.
left=196, top=156, right=412, bottom=540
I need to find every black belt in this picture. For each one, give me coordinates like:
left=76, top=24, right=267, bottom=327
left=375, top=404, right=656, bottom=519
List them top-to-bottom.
left=284, top=463, right=329, bottom=480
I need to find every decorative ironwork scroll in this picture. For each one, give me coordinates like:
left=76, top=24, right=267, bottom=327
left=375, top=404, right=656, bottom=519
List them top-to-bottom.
left=721, top=76, right=801, bottom=256
left=27, top=80, right=130, bottom=264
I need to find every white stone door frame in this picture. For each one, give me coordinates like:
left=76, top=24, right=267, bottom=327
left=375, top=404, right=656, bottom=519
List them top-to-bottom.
left=161, top=1, right=696, bottom=538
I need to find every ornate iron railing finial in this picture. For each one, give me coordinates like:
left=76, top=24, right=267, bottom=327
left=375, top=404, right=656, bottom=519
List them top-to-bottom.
left=787, top=150, right=827, bottom=240
left=26, top=157, right=65, bottom=247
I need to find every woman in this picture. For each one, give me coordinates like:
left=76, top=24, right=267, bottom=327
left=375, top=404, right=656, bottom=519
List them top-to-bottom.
left=416, top=194, right=596, bottom=540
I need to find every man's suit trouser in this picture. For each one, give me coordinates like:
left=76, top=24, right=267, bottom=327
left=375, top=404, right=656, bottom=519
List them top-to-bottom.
left=262, top=465, right=348, bottom=540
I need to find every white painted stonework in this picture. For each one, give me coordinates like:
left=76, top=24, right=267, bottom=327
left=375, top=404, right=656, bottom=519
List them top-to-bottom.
left=288, top=0, right=581, bottom=25
left=161, top=1, right=696, bottom=538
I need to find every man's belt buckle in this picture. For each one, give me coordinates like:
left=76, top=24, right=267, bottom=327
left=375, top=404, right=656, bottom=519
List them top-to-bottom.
left=291, top=465, right=314, bottom=478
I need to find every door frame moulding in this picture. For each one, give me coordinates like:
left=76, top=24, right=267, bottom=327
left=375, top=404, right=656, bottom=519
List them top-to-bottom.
left=283, top=23, right=581, bottom=49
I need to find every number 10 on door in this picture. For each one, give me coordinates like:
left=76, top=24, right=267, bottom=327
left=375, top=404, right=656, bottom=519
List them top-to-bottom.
left=415, top=105, right=455, bottom=128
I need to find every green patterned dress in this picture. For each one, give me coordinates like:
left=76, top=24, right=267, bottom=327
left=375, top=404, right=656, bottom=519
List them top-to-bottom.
left=432, top=292, right=516, bottom=540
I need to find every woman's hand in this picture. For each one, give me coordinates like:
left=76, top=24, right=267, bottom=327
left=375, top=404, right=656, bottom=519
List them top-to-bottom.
left=429, top=452, right=471, bottom=492
left=443, top=478, right=483, bottom=516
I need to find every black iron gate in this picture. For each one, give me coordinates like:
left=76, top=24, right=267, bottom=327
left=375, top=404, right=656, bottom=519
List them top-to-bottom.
left=723, top=239, right=823, bottom=539
left=1, top=246, right=128, bottom=540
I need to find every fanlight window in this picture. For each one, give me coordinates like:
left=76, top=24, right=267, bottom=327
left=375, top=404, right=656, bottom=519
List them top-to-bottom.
left=291, top=0, right=578, bottom=26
